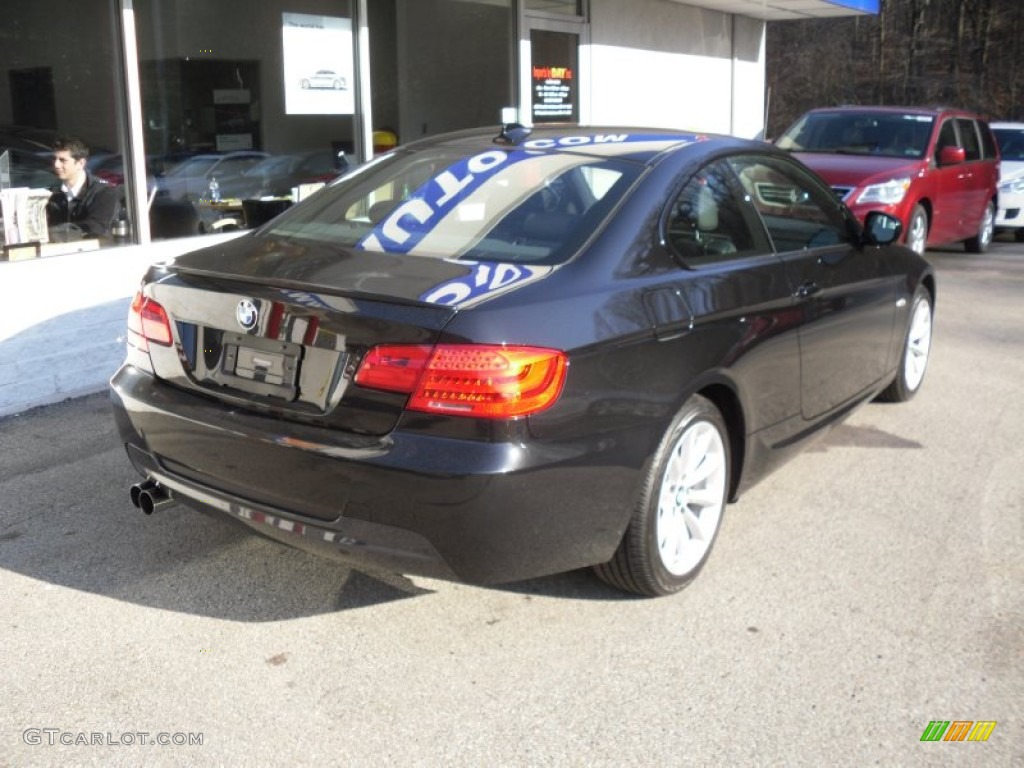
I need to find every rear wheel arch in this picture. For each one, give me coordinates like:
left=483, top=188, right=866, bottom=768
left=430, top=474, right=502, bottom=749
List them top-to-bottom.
left=920, top=273, right=937, bottom=308
left=697, top=382, right=746, bottom=502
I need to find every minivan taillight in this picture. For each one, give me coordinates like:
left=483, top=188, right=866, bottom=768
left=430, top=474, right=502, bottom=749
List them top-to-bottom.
left=127, top=292, right=173, bottom=351
left=355, top=344, right=568, bottom=419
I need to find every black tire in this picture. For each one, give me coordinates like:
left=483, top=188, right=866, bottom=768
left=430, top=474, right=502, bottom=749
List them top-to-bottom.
left=964, top=200, right=995, bottom=253
left=905, top=204, right=928, bottom=255
left=1015, top=229, right=1024, bottom=243
left=877, top=286, right=933, bottom=403
left=593, top=395, right=730, bottom=597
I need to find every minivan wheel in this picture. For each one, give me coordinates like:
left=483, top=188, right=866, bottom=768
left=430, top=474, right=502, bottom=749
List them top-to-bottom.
left=965, top=201, right=994, bottom=253
left=906, top=205, right=928, bottom=255
left=593, top=395, right=730, bottom=597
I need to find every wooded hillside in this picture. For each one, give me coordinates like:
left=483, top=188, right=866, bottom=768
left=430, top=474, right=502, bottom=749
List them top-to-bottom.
left=765, top=0, right=1024, bottom=136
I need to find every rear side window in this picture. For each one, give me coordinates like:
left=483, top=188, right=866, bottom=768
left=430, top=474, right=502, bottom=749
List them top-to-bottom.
left=956, top=119, right=982, bottom=161
left=665, top=159, right=769, bottom=264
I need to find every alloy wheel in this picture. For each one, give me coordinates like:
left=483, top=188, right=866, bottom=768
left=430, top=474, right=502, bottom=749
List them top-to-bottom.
left=655, top=420, right=728, bottom=577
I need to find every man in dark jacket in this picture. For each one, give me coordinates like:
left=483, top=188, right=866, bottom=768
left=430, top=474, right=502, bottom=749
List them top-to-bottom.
left=46, top=136, right=120, bottom=239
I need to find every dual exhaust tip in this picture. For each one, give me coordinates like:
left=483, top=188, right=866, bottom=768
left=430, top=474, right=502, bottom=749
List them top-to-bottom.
left=129, top=478, right=176, bottom=515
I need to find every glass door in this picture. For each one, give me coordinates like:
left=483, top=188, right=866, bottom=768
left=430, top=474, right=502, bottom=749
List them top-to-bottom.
left=520, top=8, right=587, bottom=126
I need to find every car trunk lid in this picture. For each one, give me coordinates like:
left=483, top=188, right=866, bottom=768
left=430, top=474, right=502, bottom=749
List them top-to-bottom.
left=142, top=234, right=467, bottom=435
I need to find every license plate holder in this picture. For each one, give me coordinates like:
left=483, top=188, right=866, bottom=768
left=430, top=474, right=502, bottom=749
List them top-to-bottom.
left=219, top=332, right=301, bottom=400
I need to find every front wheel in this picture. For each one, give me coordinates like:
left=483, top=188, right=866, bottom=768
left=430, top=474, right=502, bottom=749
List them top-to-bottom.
left=964, top=201, right=994, bottom=253
left=905, top=204, right=928, bottom=255
left=878, top=287, right=933, bottom=402
left=593, top=395, right=730, bottom=597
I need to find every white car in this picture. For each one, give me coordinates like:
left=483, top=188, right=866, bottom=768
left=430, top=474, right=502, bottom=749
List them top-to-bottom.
left=300, top=70, right=346, bottom=90
left=992, top=121, right=1024, bottom=240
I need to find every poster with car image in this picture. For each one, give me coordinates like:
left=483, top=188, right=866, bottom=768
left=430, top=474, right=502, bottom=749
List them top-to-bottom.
left=282, top=13, right=354, bottom=115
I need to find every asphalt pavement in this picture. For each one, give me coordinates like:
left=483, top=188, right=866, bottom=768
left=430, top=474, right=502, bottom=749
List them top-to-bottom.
left=0, top=237, right=1021, bottom=767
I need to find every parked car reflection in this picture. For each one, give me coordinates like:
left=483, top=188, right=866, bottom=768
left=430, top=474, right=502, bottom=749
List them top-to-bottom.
left=0, top=146, right=55, bottom=189
left=214, top=149, right=349, bottom=201
left=152, top=151, right=269, bottom=202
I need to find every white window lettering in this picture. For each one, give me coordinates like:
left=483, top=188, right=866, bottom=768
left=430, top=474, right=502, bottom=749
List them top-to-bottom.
left=593, top=134, right=629, bottom=143
left=466, top=150, right=508, bottom=174
left=435, top=153, right=506, bottom=206
left=435, top=170, right=475, bottom=206
left=381, top=199, right=434, bottom=244
left=489, top=263, right=524, bottom=289
left=424, top=281, right=473, bottom=305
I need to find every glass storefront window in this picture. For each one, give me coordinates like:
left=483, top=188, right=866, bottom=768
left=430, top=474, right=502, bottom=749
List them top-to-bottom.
left=0, top=0, right=129, bottom=254
left=2, top=0, right=517, bottom=251
left=132, top=0, right=513, bottom=241
left=134, top=0, right=358, bottom=239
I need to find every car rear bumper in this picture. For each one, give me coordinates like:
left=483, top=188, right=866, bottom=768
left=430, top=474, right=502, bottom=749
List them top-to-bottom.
left=110, top=365, right=639, bottom=585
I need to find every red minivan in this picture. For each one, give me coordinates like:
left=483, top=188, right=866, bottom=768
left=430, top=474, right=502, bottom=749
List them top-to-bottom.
left=776, top=106, right=1000, bottom=254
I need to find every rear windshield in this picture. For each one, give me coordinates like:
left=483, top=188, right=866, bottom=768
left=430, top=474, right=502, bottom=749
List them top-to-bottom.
left=777, top=112, right=935, bottom=159
left=261, top=146, right=642, bottom=265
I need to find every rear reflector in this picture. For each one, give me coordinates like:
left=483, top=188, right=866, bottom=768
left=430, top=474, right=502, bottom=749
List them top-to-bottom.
left=128, top=292, right=173, bottom=349
left=355, top=344, right=568, bottom=419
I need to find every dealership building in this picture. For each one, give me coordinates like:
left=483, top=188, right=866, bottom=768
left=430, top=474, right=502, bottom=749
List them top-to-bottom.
left=0, top=0, right=876, bottom=417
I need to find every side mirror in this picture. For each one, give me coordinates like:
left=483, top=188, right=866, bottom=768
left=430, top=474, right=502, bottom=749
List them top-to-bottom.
left=939, top=145, right=966, bottom=166
left=863, top=211, right=902, bottom=246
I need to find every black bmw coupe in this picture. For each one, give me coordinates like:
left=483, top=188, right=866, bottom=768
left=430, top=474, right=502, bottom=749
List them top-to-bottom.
left=111, top=124, right=934, bottom=596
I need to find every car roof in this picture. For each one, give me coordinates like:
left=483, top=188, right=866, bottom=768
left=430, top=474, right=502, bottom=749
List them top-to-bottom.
left=801, top=105, right=985, bottom=119
left=991, top=121, right=1024, bottom=129
left=392, top=124, right=759, bottom=166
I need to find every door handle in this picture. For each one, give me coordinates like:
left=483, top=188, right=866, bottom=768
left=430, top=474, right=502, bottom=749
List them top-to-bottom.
left=795, top=281, right=821, bottom=299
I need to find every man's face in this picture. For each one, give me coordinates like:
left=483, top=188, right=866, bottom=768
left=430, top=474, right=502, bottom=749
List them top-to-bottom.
left=53, top=150, right=86, bottom=185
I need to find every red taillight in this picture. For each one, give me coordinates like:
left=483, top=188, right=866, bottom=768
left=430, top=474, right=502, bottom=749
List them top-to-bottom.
left=127, top=292, right=173, bottom=350
left=355, top=344, right=568, bottom=419
left=355, top=345, right=433, bottom=393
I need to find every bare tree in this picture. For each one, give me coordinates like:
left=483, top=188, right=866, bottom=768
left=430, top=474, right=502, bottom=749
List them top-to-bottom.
left=766, top=0, right=1024, bottom=135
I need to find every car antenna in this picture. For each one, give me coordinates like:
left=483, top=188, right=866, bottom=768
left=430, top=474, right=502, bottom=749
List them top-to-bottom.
left=494, top=122, right=532, bottom=145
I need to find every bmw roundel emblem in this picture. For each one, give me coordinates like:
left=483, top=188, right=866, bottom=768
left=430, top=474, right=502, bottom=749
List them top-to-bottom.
left=236, top=299, right=259, bottom=330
